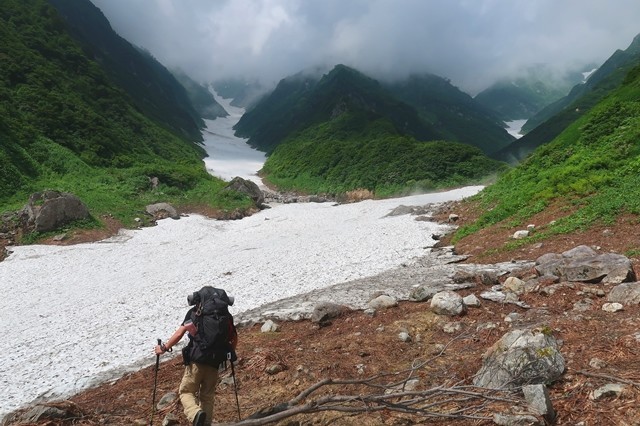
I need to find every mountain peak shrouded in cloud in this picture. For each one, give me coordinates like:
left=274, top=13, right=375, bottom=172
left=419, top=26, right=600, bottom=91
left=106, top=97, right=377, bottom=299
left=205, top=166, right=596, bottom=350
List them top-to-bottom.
left=90, top=0, right=640, bottom=95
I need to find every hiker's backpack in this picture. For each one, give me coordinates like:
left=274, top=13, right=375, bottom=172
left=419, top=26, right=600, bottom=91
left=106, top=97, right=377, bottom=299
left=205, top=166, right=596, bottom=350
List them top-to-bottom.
left=186, top=286, right=237, bottom=367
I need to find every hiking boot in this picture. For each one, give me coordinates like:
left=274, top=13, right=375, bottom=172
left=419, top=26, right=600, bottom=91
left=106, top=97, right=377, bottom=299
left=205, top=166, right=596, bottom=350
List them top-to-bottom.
left=193, top=410, right=206, bottom=426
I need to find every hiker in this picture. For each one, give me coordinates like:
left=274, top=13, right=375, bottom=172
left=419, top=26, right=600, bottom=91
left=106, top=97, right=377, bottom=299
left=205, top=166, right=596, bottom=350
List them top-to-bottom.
left=155, top=286, right=238, bottom=426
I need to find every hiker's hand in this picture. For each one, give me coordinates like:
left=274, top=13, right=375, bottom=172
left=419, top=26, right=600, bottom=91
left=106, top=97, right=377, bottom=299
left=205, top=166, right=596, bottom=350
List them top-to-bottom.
left=154, top=344, right=166, bottom=355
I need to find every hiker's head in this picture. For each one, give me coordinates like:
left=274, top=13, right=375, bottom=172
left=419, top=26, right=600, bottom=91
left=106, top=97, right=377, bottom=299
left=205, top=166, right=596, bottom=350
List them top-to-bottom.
left=187, top=286, right=234, bottom=306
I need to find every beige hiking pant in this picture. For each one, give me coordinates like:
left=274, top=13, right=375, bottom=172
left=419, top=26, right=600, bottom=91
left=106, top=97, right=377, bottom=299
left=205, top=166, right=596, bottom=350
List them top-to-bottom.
left=179, top=362, right=219, bottom=424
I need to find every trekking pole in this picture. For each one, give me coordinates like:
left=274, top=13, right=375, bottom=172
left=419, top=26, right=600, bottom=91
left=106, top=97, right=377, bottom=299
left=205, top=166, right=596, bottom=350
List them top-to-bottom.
left=150, top=338, right=161, bottom=426
left=229, top=352, right=241, bottom=420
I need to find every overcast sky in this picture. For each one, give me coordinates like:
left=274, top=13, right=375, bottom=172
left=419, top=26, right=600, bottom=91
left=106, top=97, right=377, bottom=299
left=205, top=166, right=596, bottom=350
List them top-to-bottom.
left=90, top=0, right=640, bottom=94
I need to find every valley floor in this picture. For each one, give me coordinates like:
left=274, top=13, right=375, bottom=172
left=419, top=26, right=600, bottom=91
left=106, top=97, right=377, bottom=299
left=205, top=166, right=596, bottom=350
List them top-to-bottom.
left=6, top=197, right=640, bottom=425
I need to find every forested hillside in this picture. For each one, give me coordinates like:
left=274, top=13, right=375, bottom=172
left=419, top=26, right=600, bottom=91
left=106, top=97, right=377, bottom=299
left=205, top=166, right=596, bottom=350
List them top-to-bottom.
left=0, top=0, right=252, bottom=225
left=454, top=63, right=640, bottom=252
left=234, top=65, right=511, bottom=196
left=235, top=65, right=514, bottom=156
left=386, top=73, right=513, bottom=154
left=262, top=111, right=508, bottom=197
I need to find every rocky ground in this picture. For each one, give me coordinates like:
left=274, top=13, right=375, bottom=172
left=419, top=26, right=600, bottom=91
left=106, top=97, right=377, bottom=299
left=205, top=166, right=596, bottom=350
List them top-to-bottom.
left=5, top=197, right=640, bottom=426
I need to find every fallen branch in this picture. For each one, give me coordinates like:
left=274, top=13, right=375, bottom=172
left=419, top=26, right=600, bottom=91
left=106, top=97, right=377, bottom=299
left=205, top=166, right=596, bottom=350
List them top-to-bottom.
left=216, top=332, right=523, bottom=425
left=577, top=370, right=640, bottom=387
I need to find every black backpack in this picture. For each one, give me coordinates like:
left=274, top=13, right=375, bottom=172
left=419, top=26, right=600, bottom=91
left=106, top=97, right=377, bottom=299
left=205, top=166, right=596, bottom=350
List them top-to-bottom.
left=185, top=286, right=237, bottom=367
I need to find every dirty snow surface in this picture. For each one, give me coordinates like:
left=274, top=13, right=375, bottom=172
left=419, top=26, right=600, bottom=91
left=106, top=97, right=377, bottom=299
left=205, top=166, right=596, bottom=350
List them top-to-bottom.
left=0, top=94, right=482, bottom=419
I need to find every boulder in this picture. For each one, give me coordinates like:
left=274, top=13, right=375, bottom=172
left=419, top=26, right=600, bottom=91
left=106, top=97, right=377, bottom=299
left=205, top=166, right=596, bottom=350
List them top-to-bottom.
left=225, top=177, right=265, bottom=206
left=21, top=190, right=90, bottom=232
left=146, top=202, right=179, bottom=220
left=535, top=245, right=634, bottom=284
left=607, top=282, right=640, bottom=305
left=430, top=290, right=466, bottom=316
left=311, top=302, right=351, bottom=324
left=473, top=328, right=565, bottom=389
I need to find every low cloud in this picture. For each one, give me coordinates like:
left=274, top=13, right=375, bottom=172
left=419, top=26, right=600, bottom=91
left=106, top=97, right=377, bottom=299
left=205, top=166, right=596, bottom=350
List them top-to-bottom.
left=91, top=0, right=640, bottom=94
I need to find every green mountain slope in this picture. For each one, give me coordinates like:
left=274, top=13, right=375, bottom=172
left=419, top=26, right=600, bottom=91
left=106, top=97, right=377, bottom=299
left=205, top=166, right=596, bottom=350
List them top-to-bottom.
left=0, top=0, right=251, bottom=224
left=48, top=0, right=206, bottom=141
left=496, top=34, right=640, bottom=163
left=455, top=63, right=640, bottom=245
left=235, top=64, right=513, bottom=156
left=474, top=66, right=587, bottom=122
left=172, top=69, right=228, bottom=120
left=386, top=73, right=514, bottom=154
left=262, top=110, right=508, bottom=197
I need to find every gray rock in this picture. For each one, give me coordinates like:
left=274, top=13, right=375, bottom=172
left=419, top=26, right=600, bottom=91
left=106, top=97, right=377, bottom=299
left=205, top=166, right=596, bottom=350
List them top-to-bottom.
left=224, top=176, right=265, bottom=206
left=22, top=190, right=90, bottom=232
left=146, top=202, right=179, bottom=220
left=513, top=230, right=530, bottom=239
left=535, top=245, right=634, bottom=284
left=503, top=277, right=526, bottom=295
left=608, top=282, right=640, bottom=304
left=430, top=290, right=466, bottom=316
left=463, top=293, right=481, bottom=307
left=368, top=294, right=398, bottom=310
left=310, top=302, right=351, bottom=323
left=602, top=302, right=624, bottom=312
left=261, top=319, right=279, bottom=332
left=473, top=328, right=565, bottom=389
left=398, top=331, right=412, bottom=342
left=590, top=383, right=626, bottom=400
left=522, top=384, right=555, bottom=423
left=156, top=391, right=178, bottom=411
left=22, top=405, right=69, bottom=422
left=162, top=412, right=180, bottom=426
left=493, top=413, right=543, bottom=426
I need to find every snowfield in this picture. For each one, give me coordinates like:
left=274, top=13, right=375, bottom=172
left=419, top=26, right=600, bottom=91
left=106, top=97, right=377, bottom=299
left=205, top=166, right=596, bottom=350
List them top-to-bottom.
left=0, top=95, right=482, bottom=420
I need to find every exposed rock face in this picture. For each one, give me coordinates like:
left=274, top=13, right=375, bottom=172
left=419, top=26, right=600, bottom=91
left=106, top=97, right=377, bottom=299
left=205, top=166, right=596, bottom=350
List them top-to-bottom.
left=225, top=177, right=265, bottom=207
left=21, top=190, right=90, bottom=232
left=535, top=245, right=634, bottom=284
left=473, top=328, right=565, bottom=389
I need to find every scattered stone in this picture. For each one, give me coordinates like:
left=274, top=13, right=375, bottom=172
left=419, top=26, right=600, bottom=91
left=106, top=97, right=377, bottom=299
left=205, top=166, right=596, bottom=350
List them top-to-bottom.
left=448, top=213, right=459, bottom=222
left=527, top=224, right=536, bottom=230
left=513, top=230, right=530, bottom=239
left=503, top=277, right=526, bottom=295
left=607, top=282, right=640, bottom=304
left=480, top=286, right=530, bottom=308
left=430, top=290, right=466, bottom=316
left=463, top=293, right=481, bottom=307
left=368, top=294, right=398, bottom=310
left=573, top=298, right=594, bottom=312
left=311, top=302, right=351, bottom=324
left=602, top=302, right=624, bottom=312
left=504, top=312, right=520, bottom=323
left=261, top=319, right=279, bottom=332
left=443, top=322, right=462, bottom=334
left=398, top=331, right=412, bottom=342
left=589, top=358, right=607, bottom=369
left=265, top=363, right=286, bottom=375
left=590, top=383, right=627, bottom=400
left=522, top=384, right=556, bottom=423
left=156, top=392, right=177, bottom=411
left=21, top=405, right=69, bottom=423
left=162, top=412, right=180, bottom=426
left=493, top=413, right=544, bottom=426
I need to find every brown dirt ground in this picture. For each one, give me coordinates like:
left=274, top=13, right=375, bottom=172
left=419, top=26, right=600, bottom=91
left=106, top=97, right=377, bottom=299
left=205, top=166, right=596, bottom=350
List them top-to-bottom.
left=6, top=198, right=640, bottom=426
